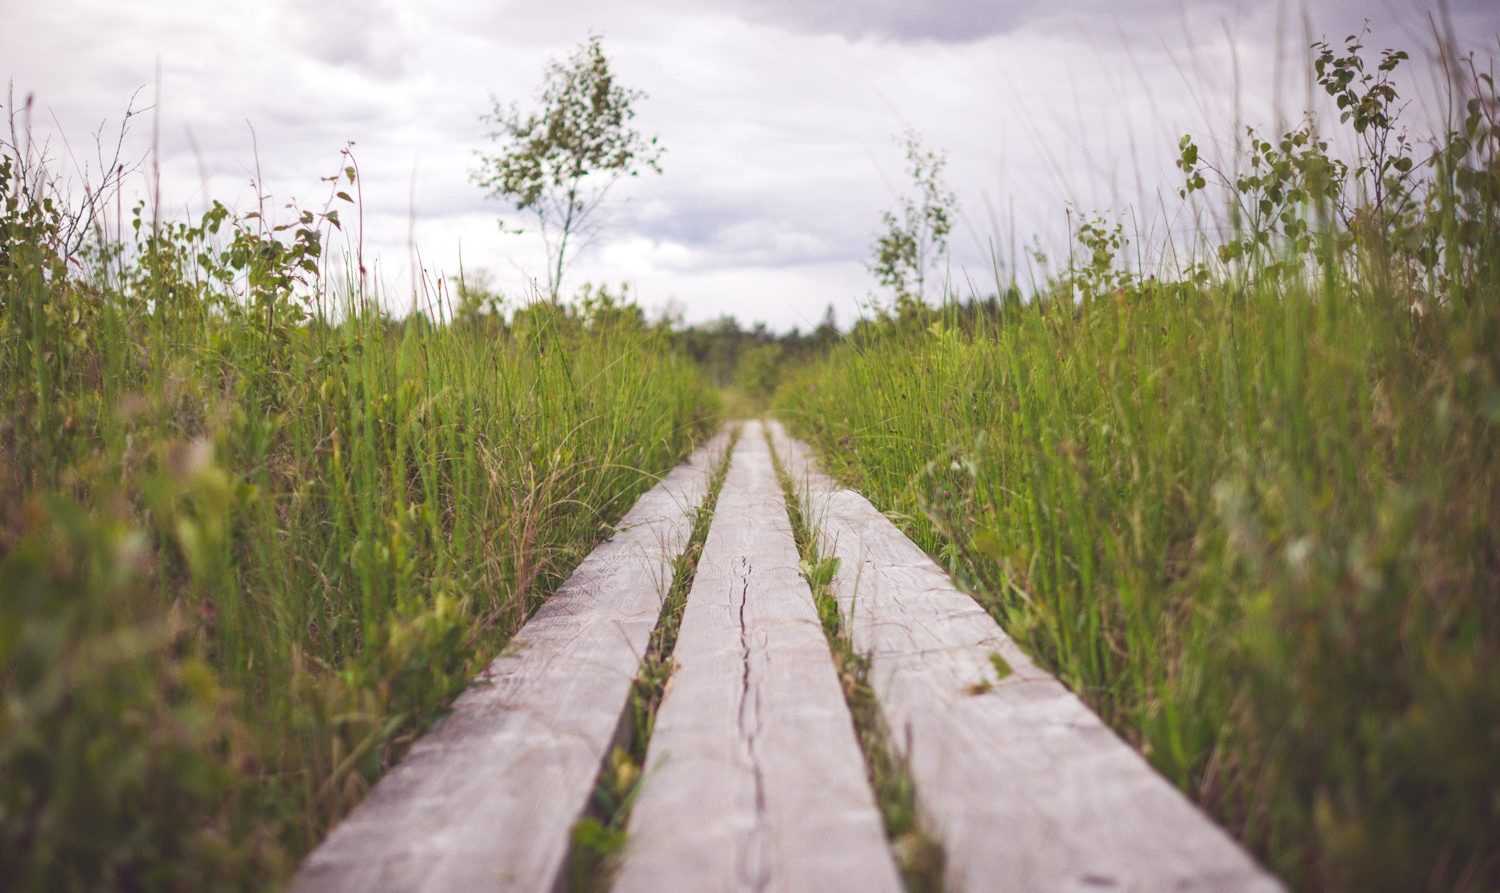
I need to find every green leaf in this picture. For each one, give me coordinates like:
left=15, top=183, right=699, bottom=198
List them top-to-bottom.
left=799, top=555, right=841, bottom=589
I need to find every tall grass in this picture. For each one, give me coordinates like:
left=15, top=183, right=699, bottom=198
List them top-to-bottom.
left=776, top=40, right=1500, bottom=892
left=0, top=138, right=716, bottom=888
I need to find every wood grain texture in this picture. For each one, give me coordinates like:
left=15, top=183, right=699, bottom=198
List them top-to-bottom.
left=613, top=420, right=903, bottom=893
left=766, top=420, right=1283, bottom=893
left=291, top=429, right=732, bottom=893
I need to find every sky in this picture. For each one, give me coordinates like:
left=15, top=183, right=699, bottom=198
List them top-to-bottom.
left=3, top=0, right=1497, bottom=331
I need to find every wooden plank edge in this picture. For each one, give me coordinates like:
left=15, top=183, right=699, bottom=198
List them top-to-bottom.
left=291, top=427, right=734, bottom=893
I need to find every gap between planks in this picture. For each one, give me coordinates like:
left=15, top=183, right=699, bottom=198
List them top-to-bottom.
left=767, top=419, right=1284, bottom=893
left=290, top=428, right=731, bottom=893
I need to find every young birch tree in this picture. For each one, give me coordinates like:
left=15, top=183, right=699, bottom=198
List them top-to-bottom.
left=473, top=35, right=663, bottom=300
left=872, top=130, right=957, bottom=309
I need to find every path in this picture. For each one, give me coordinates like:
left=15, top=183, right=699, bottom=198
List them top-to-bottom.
left=293, top=420, right=1282, bottom=892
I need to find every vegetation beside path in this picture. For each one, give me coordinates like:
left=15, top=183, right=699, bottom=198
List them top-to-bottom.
left=777, top=40, right=1500, bottom=892
left=0, top=148, right=716, bottom=888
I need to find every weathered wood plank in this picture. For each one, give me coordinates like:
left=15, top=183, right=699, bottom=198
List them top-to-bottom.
left=613, top=420, right=903, bottom=893
left=767, top=420, right=1283, bottom=893
left=291, top=429, right=732, bottom=893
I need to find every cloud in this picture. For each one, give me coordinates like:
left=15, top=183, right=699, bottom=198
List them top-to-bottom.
left=3, top=0, right=1498, bottom=331
left=288, top=0, right=415, bottom=80
left=699, top=0, right=1249, bottom=43
left=705, top=0, right=1032, bottom=43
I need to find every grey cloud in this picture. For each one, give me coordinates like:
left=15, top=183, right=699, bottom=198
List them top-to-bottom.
left=290, top=0, right=411, bottom=79
left=439, top=0, right=1232, bottom=45
left=694, top=0, right=1494, bottom=47
left=701, top=0, right=1239, bottom=43
left=712, top=0, right=1032, bottom=43
left=628, top=201, right=758, bottom=246
left=649, top=218, right=846, bottom=271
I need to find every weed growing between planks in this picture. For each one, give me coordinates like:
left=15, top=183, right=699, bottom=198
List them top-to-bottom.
left=775, top=38, right=1500, bottom=893
left=566, top=426, right=738, bottom=891
left=765, top=426, right=947, bottom=893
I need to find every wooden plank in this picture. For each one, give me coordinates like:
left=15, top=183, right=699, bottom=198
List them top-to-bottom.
left=613, top=420, right=903, bottom=893
left=766, top=420, right=1283, bottom=893
left=291, top=429, right=732, bottom=893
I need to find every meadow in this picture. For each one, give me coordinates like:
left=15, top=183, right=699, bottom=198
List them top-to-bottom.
left=1, top=28, right=1497, bottom=893
left=776, top=42, right=1500, bottom=893
left=0, top=148, right=716, bottom=887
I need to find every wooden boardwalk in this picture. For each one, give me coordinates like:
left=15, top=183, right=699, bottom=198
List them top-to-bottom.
left=293, top=420, right=1282, bottom=893
left=614, top=422, right=901, bottom=893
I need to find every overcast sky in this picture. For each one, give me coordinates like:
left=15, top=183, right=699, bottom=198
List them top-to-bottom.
left=4, top=0, right=1497, bottom=330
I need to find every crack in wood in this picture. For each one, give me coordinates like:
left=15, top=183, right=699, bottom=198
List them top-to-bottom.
left=614, top=421, right=901, bottom=893
left=732, top=557, right=772, bottom=891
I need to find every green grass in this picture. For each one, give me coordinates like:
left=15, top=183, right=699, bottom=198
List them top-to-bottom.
left=775, top=46, right=1500, bottom=893
left=0, top=152, right=717, bottom=889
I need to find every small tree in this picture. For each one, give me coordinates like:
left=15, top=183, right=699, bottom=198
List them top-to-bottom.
left=473, top=36, right=663, bottom=300
left=872, top=131, right=957, bottom=307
